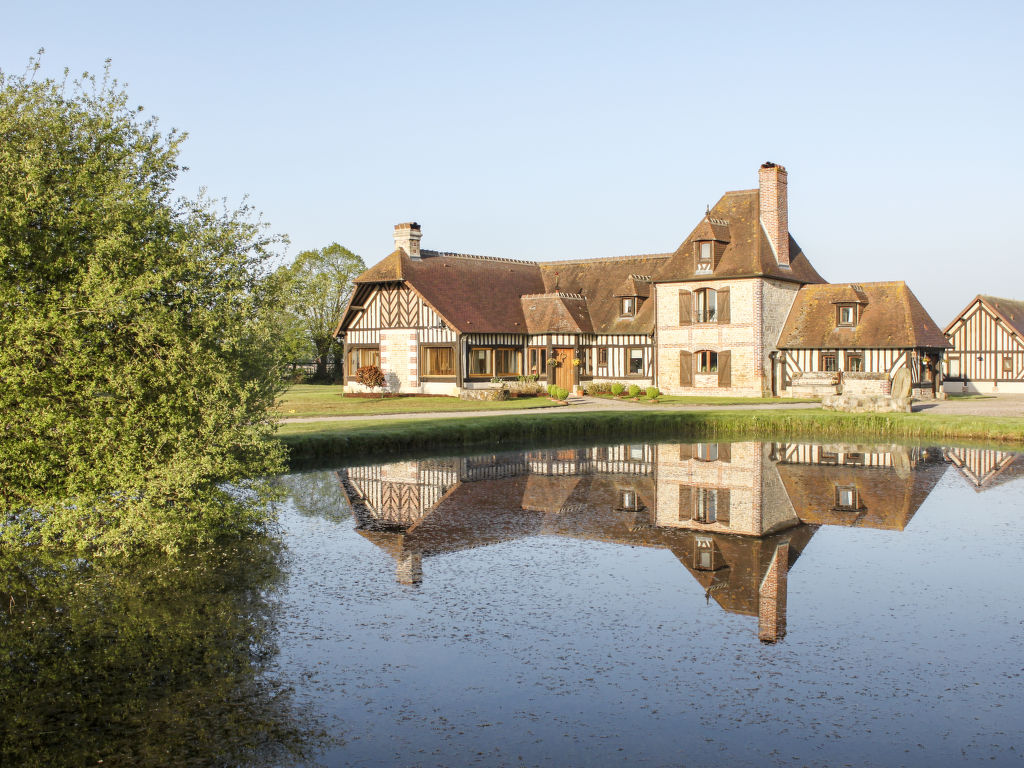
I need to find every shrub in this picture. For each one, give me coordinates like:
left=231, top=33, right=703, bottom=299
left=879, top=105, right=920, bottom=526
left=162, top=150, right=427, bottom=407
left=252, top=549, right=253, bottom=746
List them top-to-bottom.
left=356, top=365, right=387, bottom=397
left=610, top=382, right=625, bottom=397
left=548, top=384, right=557, bottom=397
left=628, top=384, right=641, bottom=398
left=646, top=386, right=660, bottom=399
left=555, top=387, right=569, bottom=401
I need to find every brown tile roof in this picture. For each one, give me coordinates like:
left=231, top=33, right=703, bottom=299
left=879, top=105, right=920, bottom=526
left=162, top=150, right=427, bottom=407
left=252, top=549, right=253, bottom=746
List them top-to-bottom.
left=654, top=190, right=826, bottom=285
left=539, top=255, right=670, bottom=335
left=778, top=281, right=950, bottom=349
left=520, top=292, right=594, bottom=334
left=947, top=295, right=1024, bottom=339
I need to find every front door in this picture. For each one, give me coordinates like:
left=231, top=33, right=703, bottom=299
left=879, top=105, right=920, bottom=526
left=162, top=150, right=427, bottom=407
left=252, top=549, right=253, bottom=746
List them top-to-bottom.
left=553, top=348, right=575, bottom=392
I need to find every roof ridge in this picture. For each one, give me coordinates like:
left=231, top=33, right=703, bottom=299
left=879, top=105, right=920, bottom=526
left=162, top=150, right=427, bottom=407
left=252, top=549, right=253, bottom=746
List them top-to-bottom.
left=420, top=249, right=538, bottom=266
left=542, top=253, right=672, bottom=266
left=521, top=291, right=587, bottom=300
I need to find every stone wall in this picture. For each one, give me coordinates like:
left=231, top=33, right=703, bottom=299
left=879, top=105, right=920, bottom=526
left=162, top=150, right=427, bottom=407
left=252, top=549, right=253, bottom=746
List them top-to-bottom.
left=789, top=371, right=839, bottom=397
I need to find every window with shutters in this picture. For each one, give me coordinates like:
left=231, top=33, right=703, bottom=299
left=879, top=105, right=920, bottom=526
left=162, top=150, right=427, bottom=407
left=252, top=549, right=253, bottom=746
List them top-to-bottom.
left=695, top=288, right=717, bottom=323
left=696, top=350, right=718, bottom=373
left=695, top=443, right=718, bottom=461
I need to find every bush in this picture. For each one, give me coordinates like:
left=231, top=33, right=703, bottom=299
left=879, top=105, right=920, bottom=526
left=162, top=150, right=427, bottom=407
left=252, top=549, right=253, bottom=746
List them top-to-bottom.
left=355, top=365, right=387, bottom=397
left=585, top=382, right=612, bottom=395
left=610, top=382, right=625, bottom=397
left=547, top=384, right=557, bottom=397
left=628, top=384, right=642, bottom=398
left=646, top=386, right=660, bottom=399
left=555, top=387, right=569, bottom=401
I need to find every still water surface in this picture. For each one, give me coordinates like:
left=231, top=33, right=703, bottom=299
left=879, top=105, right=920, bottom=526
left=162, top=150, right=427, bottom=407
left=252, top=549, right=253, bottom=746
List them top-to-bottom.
left=3, top=440, right=1023, bottom=767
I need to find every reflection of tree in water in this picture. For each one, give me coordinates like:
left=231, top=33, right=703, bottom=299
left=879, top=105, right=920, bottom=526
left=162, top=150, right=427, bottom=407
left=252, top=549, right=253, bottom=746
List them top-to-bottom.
left=276, top=470, right=352, bottom=522
left=0, top=537, right=324, bottom=767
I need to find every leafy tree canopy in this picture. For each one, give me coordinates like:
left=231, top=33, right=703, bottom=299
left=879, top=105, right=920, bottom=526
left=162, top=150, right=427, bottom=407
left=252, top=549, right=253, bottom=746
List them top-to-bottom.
left=0, top=57, right=289, bottom=554
left=273, top=242, right=365, bottom=381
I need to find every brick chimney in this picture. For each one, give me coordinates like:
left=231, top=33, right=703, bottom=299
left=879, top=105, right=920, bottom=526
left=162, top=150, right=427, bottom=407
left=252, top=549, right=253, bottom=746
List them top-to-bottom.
left=758, top=162, right=789, bottom=267
left=394, top=222, right=422, bottom=258
left=758, top=541, right=789, bottom=644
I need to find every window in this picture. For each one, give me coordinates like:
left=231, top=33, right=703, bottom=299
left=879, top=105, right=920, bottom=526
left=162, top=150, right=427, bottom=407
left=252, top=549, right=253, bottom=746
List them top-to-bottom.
left=696, top=241, right=713, bottom=272
left=695, top=288, right=717, bottom=323
left=621, top=297, right=636, bottom=316
left=838, top=305, right=856, bottom=326
left=347, top=346, right=380, bottom=372
left=421, top=346, right=454, bottom=376
left=468, top=347, right=491, bottom=376
left=528, top=347, right=547, bottom=376
left=495, top=348, right=520, bottom=376
left=598, top=348, right=608, bottom=367
left=628, top=348, right=644, bottom=375
left=696, top=350, right=718, bottom=373
left=821, top=352, right=837, bottom=372
left=846, top=353, right=863, bottom=372
left=947, top=354, right=961, bottom=379
left=1003, top=355, right=1013, bottom=373
left=695, top=443, right=719, bottom=462
left=629, top=444, right=645, bottom=461
left=844, top=452, right=864, bottom=466
left=834, top=484, right=859, bottom=510
left=620, top=489, right=638, bottom=510
left=694, top=489, right=718, bottom=523
left=694, top=536, right=717, bottom=570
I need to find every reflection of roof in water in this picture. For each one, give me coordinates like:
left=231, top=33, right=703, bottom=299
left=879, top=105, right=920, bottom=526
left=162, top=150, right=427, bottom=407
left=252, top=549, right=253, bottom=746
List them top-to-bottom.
left=944, top=447, right=1024, bottom=492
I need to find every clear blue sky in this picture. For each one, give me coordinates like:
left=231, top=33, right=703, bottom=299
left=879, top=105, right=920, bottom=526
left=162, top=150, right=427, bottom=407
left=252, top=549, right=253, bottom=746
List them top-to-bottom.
left=4, top=0, right=1021, bottom=323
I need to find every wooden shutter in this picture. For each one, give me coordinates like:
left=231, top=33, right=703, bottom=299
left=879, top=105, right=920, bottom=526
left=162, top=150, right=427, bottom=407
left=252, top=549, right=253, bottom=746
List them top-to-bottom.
left=717, top=287, right=730, bottom=324
left=678, top=290, right=692, bottom=325
left=679, top=350, right=693, bottom=387
left=718, top=350, right=731, bottom=387
left=679, top=442, right=692, bottom=461
left=718, top=442, right=731, bottom=463
left=678, top=486, right=693, bottom=521
left=717, top=489, right=730, bottom=524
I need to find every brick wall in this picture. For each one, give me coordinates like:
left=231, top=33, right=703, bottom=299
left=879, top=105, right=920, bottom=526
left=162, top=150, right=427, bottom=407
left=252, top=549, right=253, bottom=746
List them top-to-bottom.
left=759, top=163, right=789, bottom=267
left=758, top=541, right=789, bottom=643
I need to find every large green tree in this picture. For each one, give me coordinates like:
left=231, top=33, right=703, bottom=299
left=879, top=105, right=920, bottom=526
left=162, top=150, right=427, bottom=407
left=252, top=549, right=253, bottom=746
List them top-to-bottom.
left=0, top=60, right=288, bottom=554
left=275, top=242, right=365, bottom=381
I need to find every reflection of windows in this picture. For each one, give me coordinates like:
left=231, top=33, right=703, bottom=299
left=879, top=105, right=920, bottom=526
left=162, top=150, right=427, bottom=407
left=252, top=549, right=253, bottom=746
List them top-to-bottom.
left=695, top=288, right=717, bottom=323
left=621, top=297, right=636, bottom=316
left=348, top=346, right=380, bottom=371
left=421, top=346, right=454, bottom=376
left=629, top=348, right=644, bottom=375
left=696, top=350, right=718, bottom=373
left=821, top=353, right=837, bottom=372
left=695, top=443, right=719, bottom=462
left=629, top=445, right=645, bottom=461
left=820, top=450, right=838, bottom=465
left=844, top=452, right=864, bottom=466
left=834, top=484, right=860, bottom=510
left=694, top=488, right=718, bottom=523
left=620, top=489, right=639, bottom=510
left=694, top=536, right=718, bottom=570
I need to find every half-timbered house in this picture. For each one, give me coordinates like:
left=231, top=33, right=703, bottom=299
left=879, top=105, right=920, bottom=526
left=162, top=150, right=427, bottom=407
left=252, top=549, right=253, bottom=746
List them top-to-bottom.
left=336, top=163, right=947, bottom=398
left=942, top=295, right=1024, bottom=393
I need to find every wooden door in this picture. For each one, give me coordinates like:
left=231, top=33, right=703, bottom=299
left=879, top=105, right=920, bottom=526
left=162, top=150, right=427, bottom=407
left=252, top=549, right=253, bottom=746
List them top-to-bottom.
left=554, top=348, right=574, bottom=391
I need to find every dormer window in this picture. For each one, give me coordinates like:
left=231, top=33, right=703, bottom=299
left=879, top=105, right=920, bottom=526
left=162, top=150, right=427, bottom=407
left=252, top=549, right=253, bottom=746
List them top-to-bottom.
left=696, top=241, right=713, bottom=273
left=620, top=297, right=636, bottom=316
left=838, top=304, right=857, bottom=326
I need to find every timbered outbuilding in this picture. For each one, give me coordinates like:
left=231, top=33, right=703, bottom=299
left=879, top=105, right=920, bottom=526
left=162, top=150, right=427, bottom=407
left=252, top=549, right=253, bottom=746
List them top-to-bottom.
left=943, top=295, right=1024, bottom=393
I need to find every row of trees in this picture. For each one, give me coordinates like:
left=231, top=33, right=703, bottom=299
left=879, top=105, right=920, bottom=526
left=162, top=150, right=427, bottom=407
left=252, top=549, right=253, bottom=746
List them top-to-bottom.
left=0, top=56, right=363, bottom=553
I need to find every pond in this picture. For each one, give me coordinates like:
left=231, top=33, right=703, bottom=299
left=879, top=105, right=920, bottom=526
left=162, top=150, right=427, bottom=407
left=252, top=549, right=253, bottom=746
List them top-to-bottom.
left=3, top=440, right=1023, bottom=766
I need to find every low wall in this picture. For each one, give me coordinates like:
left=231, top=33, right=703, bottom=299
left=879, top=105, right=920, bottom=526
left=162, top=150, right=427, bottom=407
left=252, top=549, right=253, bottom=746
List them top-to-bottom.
left=788, top=372, right=839, bottom=398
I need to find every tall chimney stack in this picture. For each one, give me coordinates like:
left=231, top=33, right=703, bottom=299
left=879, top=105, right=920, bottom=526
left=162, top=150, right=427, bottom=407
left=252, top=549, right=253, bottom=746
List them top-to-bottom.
left=758, top=162, right=789, bottom=267
left=393, top=222, right=422, bottom=258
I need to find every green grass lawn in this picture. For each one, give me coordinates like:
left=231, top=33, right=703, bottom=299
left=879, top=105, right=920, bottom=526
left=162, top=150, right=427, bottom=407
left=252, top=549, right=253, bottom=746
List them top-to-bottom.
left=276, top=384, right=563, bottom=418
left=592, top=394, right=819, bottom=406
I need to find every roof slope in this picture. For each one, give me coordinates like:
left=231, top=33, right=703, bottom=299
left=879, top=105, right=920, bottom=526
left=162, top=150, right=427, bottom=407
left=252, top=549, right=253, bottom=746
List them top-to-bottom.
left=654, top=189, right=826, bottom=285
left=538, top=255, right=669, bottom=334
left=778, top=281, right=950, bottom=349
left=521, top=292, right=594, bottom=334
left=946, top=295, right=1024, bottom=338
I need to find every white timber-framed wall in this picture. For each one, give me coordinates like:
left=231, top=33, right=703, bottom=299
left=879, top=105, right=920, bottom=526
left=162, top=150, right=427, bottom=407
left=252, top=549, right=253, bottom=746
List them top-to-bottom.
left=943, top=298, right=1024, bottom=394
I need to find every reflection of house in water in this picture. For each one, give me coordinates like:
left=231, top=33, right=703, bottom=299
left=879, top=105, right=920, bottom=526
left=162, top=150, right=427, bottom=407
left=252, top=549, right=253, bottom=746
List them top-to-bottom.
left=339, top=440, right=948, bottom=643
left=943, top=447, right=1024, bottom=491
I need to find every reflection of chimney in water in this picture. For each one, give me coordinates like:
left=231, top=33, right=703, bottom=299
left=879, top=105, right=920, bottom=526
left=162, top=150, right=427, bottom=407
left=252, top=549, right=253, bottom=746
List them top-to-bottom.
left=758, top=541, right=789, bottom=644
left=397, top=552, right=423, bottom=585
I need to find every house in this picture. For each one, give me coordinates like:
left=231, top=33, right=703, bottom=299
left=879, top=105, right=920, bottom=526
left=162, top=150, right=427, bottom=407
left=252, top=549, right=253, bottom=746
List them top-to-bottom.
left=335, top=164, right=948, bottom=398
left=942, top=295, right=1024, bottom=393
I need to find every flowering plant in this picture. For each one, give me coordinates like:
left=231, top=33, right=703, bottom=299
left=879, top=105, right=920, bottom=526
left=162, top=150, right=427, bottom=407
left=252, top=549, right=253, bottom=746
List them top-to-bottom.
left=572, top=357, right=582, bottom=367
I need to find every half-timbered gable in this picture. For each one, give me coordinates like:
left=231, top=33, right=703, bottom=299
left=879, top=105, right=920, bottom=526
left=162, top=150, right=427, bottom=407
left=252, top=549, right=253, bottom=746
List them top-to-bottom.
left=778, top=281, right=950, bottom=398
left=943, top=295, right=1024, bottom=393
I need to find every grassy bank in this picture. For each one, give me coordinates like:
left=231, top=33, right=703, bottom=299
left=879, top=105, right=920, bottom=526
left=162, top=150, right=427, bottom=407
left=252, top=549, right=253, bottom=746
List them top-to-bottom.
left=275, top=384, right=561, bottom=418
left=278, top=408, right=1024, bottom=467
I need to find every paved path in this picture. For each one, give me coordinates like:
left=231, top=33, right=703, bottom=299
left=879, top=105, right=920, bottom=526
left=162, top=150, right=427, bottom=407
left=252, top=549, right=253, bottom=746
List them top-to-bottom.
left=279, top=394, right=1024, bottom=425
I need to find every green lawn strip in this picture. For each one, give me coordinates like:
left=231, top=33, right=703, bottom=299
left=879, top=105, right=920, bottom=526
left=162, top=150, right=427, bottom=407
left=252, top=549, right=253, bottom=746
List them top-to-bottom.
left=275, top=385, right=561, bottom=418
left=587, top=393, right=818, bottom=406
left=276, top=409, right=1024, bottom=467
